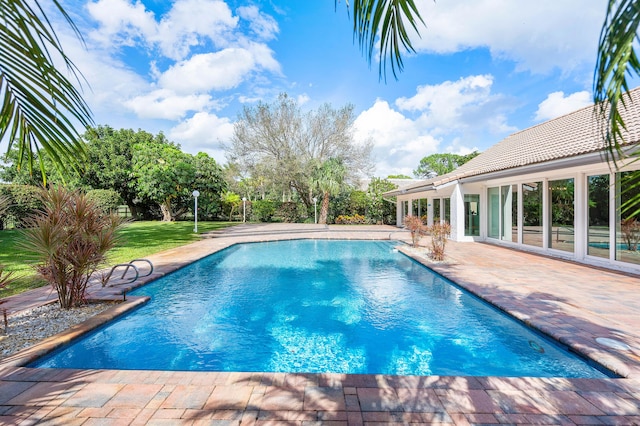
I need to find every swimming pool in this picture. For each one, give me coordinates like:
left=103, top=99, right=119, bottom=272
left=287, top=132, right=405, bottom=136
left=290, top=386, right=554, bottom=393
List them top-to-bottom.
left=32, top=240, right=610, bottom=378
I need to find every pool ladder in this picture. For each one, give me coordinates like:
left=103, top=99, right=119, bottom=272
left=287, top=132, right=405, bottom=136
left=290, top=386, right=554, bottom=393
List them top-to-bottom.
left=101, top=259, right=154, bottom=287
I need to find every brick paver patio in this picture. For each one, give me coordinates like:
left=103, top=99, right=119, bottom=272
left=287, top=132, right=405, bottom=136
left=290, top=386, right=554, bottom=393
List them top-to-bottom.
left=1, top=223, right=639, bottom=425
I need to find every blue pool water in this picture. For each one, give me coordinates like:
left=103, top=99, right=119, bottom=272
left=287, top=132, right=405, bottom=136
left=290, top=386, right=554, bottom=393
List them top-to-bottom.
left=33, top=240, right=609, bottom=377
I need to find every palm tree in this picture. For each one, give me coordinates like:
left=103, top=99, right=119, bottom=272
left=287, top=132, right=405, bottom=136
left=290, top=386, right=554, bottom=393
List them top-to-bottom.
left=0, top=0, right=93, bottom=183
left=339, top=0, right=425, bottom=80
left=343, top=0, right=640, bottom=213
left=594, top=0, right=640, bottom=215
left=312, top=158, right=347, bottom=224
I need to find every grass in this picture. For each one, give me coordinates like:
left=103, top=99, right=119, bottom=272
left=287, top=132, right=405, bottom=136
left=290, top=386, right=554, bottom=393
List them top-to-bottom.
left=0, top=220, right=237, bottom=297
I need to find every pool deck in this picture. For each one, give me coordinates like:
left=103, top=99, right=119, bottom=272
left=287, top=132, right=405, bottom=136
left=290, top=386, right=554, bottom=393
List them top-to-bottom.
left=1, top=223, right=639, bottom=425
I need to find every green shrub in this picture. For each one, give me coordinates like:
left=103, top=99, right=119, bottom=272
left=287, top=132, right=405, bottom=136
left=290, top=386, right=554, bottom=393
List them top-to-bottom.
left=0, top=184, right=42, bottom=228
left=86, top=189, right=122, bottom=214
left=252, top=200, right=276, bottom=222
left=276, top=201, right=303, bottom=223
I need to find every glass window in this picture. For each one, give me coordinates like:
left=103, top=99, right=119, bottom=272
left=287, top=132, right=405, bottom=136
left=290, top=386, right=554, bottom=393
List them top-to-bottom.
left=616, top=171, right=640, bottom=265
left=588, top=174, right=610, bottom=259
left=548, top=178, right=574, bottom=253
left=522, top=182, right=543, bottom=247
left=509, top=184, right=518, bottom=242
left=488, top=185, right=517, bottom=242
left=500, top=185, right=516, bottom=242
left=488, top=187, right=500, bottom=239
left=464, top=194, right=480, bottom=236
left=419, top=198, right=428, bottom=222
left=443, top=198, right=451, bottom=224
left=433, top=199, right=441, bottom=223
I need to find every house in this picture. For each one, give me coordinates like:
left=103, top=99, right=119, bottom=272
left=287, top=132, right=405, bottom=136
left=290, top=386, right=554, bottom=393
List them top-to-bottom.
left=385, top=88, right=640, bottom=273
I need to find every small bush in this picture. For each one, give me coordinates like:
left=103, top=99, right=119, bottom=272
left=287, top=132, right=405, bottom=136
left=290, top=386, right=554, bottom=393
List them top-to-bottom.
left=0, top=184, right=42, bottom=228
left=21, top=187, right=124, bottom=309
left=86, top=189, right=122, bottom=214
left=252, top=200, right=276, bottom=222
left=276, top=201, right=303, bottom=223
left=335, top=214, right=367, bottom=224
left=404, top=215, right=426, bottom=247
left=429, top=222, right=451, bottom=261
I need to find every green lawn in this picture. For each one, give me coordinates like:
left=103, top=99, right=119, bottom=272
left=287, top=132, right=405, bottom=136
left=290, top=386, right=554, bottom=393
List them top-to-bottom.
left=0, top=220, right=236, bottom=297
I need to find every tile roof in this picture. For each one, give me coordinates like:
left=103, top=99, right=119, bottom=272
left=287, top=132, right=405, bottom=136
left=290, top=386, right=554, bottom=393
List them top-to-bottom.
left=394, top=87, right=640, bottom=193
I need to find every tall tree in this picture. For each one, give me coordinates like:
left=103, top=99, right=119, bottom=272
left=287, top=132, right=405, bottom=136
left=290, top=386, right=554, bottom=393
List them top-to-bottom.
left=0, top=0, right=93, bottom=181
left=228, top=93, right=372, bottom=208
left=81, top=126, right=165, bottom=217
left=132, top=141, right=196, bottom=221
left=193, top=152, right=227, bottom=220
left=413, top=152, right=480, bottom=178
left=311, top=158, right=347, bottom=224
left=366, top=177, right=398, bottom=224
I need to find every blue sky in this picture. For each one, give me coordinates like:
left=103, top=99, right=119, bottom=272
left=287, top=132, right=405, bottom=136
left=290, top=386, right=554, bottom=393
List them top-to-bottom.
left=55, top=0, right=612, bottom=178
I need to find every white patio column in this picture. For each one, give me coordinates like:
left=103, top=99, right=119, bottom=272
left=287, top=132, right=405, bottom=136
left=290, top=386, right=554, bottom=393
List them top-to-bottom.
left=450, top=183, right=464, bottom=241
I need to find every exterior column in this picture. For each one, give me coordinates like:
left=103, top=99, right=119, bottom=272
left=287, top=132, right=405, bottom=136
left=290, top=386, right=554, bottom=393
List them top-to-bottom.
left=450, top=183, right=464, bottom=241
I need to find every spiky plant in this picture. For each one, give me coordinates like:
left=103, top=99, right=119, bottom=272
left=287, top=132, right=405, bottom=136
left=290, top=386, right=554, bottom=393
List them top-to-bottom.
left=21, top=187, right=124, bottom=309
left=403, top=215, right=426, bottom=247
left=429, top=222, right=451, bottom=262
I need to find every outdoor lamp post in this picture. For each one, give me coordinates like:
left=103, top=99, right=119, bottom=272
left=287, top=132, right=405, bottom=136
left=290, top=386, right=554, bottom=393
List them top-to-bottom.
left=192, top=190, right=200, bottom=233
left=242, top=197, right=247, bottom=222
left=313, top=197, right=318, bottom=224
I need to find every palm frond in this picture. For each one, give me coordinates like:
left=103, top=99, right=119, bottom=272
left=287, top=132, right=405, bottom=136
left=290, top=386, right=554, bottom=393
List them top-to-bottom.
left=0, top=0, right=93, bottom=183
left=339, top=0, right=425, bottom=81
left=594, top=0, right=640, bottom=166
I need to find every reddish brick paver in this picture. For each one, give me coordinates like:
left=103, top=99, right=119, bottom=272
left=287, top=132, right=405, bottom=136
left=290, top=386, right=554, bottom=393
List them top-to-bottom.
left=1, top=223, right=639, bottom=424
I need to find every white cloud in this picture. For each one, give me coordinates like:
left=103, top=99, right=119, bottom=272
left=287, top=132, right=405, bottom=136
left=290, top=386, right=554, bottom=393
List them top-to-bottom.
left=86, top=0, right=157, bottom=48
left=87, top=0, right=240, bottom=60
left=155, top=0, right=238, bottom=60
left=411, top=0, right=603, bottom=73
left=237, top=5, right=279, bottom=41
left=159, top=47, right=279, bottom=94
left=396, top=75, right=517, bottom=136
left=396, top=75, right=495, bottom=133
left=355, top=76, right=519, bottom=177
left=124, top=90, right=213, bottom=120
left=534, top=91, right=592, bottom=121
left=297, top=93, right=310, bottom=106
left=353, top=100, right=441, bottom=177
left=169, top=112, right=235, bottom=162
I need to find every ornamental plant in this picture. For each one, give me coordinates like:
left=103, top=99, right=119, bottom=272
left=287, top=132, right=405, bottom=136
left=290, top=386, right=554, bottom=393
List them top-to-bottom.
left=21, top=187, right=124, bottom=309
left=404, top=215, right=426, bottom=247
left=429, top=222, right=451, bottom=261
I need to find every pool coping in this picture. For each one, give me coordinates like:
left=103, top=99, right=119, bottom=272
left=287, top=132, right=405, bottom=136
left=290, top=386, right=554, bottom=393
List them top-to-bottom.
left=1, top=224, right=639, bottom=424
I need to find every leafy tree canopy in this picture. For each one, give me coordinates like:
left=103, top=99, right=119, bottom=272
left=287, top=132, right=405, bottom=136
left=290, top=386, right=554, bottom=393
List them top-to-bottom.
left=227, top=93, right=373, bottom=208
left=413, top=152, right=480, bottom=178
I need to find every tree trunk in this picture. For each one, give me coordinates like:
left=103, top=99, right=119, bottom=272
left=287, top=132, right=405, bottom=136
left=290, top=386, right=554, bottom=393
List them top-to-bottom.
left=319, top=191, right=330, bottom=224
left=160, top=199, right=173, bottom=221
